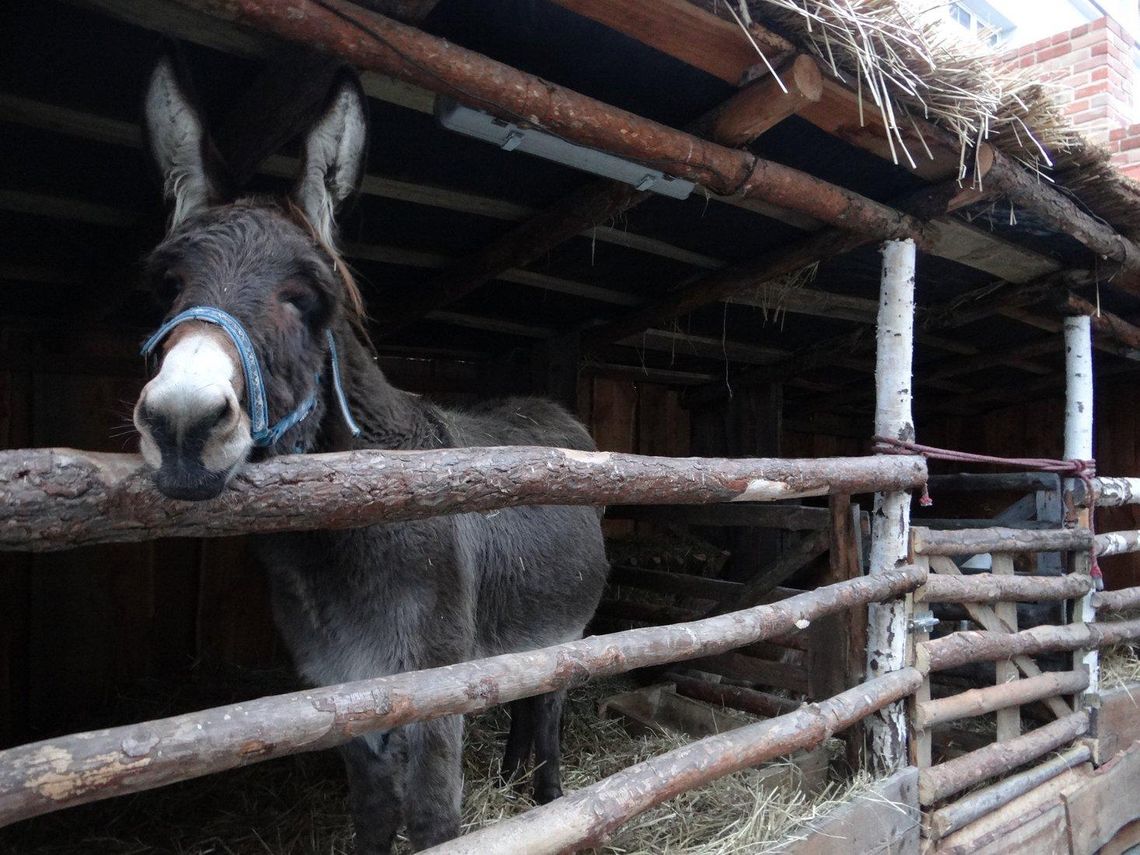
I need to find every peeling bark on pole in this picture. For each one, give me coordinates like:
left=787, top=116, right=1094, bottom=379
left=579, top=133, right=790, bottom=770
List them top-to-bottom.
left=867, top=238, right=917, bottom=773
left=1065, top=314, right=1099, bottom=701
left=0, top=447, right=926, bottom=551
left=1081, top=477, right=1140, bottom=507
left=1096, top=530, right=1140, bottom=557
left=0, top=567, right=923, bottom=826
left=918, top=572, right=1092, bottom=604
left=920, top=618, right=1140, bottom=672
left=423, top=669, right=925, bottom=855
left=917, top=711, right=1089, bottom=805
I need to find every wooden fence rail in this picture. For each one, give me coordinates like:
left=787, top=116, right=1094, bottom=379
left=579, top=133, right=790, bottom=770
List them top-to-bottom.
left=0, top=448, right=925, bottom=551
left=911, top=526, right=1092, bottom=557
left=1096, top=530, right=1140, bottom=557
left=0, top=566, right=923, bottom=827
left=919, top=573, right=1092, bottom=604
left=1092, top=584, right=1140, bottom=613
left=919, top=618, right=1140, bottom=672
left=914, top=669, right=1088, bottom=729
left=917, top=711, right=1090, bottom=805
left=925, top=743, right=1092, bottom=841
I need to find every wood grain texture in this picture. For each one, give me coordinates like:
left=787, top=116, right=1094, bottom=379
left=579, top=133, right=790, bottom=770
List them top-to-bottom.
left=0, top=447, right=926, bottom=551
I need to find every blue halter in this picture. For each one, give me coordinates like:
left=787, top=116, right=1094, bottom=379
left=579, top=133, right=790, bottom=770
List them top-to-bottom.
left=141, top=306, right=362, bottom=449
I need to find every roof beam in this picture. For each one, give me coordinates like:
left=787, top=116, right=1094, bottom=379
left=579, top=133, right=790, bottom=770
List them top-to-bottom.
left=170, top=0, right=925, bottom=240
left=547, top=0, right=795, bottom=86
left=374, top=48, right=829, bottom=333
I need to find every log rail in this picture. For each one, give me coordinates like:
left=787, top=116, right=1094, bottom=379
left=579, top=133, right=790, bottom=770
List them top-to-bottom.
left=0, top=447, right=925, bottom=551
left=0, top=565, right=924, bottom=828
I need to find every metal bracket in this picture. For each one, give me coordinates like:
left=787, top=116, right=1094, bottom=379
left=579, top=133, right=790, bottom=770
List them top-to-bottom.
left=909, top=611, right=940, bottom=634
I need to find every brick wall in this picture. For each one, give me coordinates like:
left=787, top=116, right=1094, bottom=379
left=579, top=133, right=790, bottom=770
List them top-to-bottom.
left=1003, top=17, right=1140, bottom=180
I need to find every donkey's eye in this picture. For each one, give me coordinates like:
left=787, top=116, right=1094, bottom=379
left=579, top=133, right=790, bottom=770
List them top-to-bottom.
left=156, top=271, right=183, bottom=303
left=281, top=290, right=317, bottom=319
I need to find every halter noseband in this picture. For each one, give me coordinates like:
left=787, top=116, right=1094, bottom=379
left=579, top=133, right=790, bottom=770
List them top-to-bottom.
left=141, top=306, right=362, bottom=449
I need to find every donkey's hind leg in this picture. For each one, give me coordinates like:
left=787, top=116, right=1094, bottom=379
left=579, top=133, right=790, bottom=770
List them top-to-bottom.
left=532, top=689, right=567, bottom=804
left=500, top=697, right=535, bottom=787
left=404, top=714, right=464, bottom=851
left=340, top=730, right=404, bottom=855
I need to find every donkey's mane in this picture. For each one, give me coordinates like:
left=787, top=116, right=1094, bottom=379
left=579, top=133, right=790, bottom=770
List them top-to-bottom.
left=281, top=198, right=366, bottom=323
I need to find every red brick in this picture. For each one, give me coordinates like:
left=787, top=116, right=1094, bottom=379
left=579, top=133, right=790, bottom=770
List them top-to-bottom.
left=1092, top=16, right=1109, bottom=31
left=1071, top=23, right=1091, bottom=38
left=1070, top=31, right=1106, bottom=50
left=1092, top=43, right=1109, bottom=57
left=1037, top=44, right=1071, bottom=62
left=1073, top=56, right=1108, bottom=73
left=1092, top=66, right=1111, bottom=81
left=1075, top=83, right=1111, bottom=99
left=1070, top=109, right=1107, bottom=125
left=1111, top=127, right=1128, bottom=141
left=1118, top=134, right=1140, bottom=151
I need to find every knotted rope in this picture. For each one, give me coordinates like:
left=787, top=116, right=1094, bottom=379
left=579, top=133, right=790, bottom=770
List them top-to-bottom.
left=873, top=435, right=1103, bottom=590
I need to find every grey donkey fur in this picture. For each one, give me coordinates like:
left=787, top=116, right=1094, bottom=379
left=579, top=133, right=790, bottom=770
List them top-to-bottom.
left=138, top=58, right=608, bottom=852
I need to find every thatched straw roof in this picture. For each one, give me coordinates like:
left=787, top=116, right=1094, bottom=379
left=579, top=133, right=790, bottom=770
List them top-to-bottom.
left=742, top=0, right=1140, bottom=238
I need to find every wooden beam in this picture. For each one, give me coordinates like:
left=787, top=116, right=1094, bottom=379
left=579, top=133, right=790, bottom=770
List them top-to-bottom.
left=70, top=0, right=437, bottom=113
left=172, top=0, right=926, bottom=237
left=354, top=0, right=442, bottom=24
left=546, top=0, right=795, bottom=86
left=212, top=47, right=343, bottom=186
left=708, top=55, right=823, bottom=144
left=987, top=150, right=1140, bottom=295
left=1061, top=291, right=1140, bottom=352
left=0, top=448, right=928, bottom=551
left=606, top=503, right=830, bottom=529
left=707, top=528, right=831, bottom=615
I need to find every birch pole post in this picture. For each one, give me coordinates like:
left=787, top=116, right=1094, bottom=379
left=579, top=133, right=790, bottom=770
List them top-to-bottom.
left=867, top=238, right=917, bottom=772
left=1065, top=315, right=1099, bottom=706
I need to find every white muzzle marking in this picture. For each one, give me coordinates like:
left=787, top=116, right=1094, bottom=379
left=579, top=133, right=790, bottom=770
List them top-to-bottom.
left=134, top=330, right=252, bottom=474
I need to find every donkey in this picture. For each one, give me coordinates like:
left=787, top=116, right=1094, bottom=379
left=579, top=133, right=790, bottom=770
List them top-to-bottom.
left=133, top=58, right=609, bottom=853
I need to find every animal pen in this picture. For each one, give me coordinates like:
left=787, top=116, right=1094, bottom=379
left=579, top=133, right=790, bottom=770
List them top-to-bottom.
left=5, top=0, right=1140, bottom=852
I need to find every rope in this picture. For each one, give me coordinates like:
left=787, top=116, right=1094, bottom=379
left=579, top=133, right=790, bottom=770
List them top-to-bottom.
left=873, top=435, right=1104, bottom=590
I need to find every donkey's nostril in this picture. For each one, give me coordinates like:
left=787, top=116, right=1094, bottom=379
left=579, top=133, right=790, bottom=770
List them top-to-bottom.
left=207, top=398, right=233, bottom=429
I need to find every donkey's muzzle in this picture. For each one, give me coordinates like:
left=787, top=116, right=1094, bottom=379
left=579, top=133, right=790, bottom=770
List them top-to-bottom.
left=154, top=461, right=229, bottom=501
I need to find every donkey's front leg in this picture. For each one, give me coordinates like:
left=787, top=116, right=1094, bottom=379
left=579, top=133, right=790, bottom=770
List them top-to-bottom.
left=532, top=689, right=566, bottom=804
left=404, top=715, right=464, bottom=850
left=340, top=730, right=405, bottom=855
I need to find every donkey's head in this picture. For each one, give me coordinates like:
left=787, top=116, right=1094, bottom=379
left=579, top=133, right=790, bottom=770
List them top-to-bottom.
left=134, top=57, right=366, bottom=500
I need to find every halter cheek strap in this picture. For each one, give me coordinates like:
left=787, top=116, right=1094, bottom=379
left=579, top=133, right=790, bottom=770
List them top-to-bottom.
left=140, top=306, right=361, bottom=449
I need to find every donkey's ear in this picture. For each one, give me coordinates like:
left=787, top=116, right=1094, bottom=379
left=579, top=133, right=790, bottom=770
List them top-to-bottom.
left=144, top=56, right=225, bottom=229
left=293, top=70, right=368, bottom=245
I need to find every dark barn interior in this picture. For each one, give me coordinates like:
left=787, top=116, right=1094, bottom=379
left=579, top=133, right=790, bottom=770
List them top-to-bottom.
left=3, top=0, right=1140, bottom=850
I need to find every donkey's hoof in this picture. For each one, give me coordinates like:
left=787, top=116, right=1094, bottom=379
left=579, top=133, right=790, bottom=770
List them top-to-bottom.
left=533, top=783, right=563, bottom=804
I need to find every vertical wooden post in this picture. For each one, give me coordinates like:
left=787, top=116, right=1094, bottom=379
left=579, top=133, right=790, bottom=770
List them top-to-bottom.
left=867, top=238, right=917, bottom=773
left=1064, top=315, right=1099, bottom=707
left=816, top=493, right=864, bottom=768
left=992, top=553, right=1021, bottom=741
left=910, top=555, right=932, bottom=771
